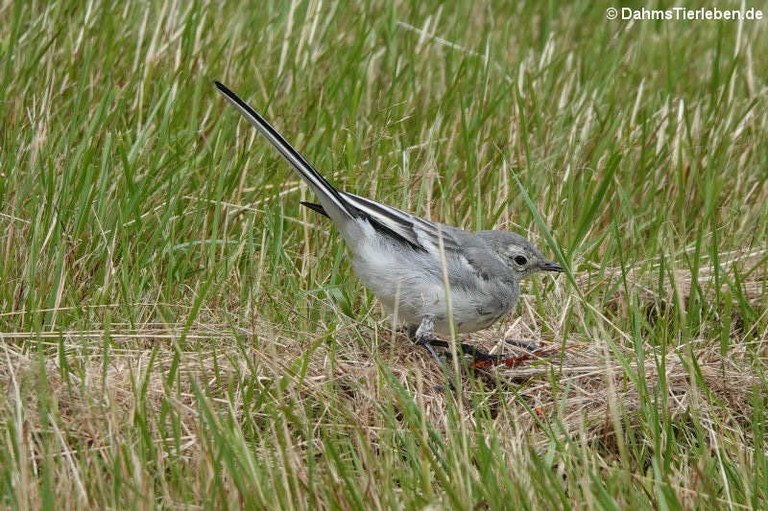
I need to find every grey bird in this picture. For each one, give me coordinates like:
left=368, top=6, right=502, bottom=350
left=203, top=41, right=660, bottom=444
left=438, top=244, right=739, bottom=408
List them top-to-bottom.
left=215, top=81, right=563, bottom=361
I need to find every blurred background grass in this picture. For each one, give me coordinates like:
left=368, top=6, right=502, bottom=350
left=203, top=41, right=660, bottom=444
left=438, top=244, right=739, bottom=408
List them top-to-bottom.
left=1, top=0, right=766, bottom=508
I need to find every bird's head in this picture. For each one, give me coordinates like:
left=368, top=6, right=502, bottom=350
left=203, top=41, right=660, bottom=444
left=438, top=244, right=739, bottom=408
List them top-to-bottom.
left=478, top=231, right=563, bottom=278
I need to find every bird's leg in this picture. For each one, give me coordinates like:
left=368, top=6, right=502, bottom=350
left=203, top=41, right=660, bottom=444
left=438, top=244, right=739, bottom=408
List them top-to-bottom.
left=412, top=315, right=443, bottom=365
left=412, top=315, right=470, bottom=393
left=410, top=316, right=502, bottom=363
left=424, top=339, right=501, bottom=362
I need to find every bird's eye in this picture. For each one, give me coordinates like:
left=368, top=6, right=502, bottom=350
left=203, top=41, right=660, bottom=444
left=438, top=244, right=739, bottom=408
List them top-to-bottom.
left=513, top=255, right=528, bottom=266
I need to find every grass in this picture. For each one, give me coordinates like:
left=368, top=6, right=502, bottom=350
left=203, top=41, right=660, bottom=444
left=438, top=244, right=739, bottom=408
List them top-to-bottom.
left=1, top=0, right=767, bottom=508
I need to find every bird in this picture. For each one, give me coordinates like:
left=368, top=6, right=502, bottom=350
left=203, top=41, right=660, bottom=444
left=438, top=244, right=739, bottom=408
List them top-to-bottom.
left=215, top=81, right=563, bottom=363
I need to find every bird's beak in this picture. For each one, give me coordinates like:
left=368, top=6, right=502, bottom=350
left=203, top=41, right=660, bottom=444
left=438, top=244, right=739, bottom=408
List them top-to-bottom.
left=540, top=260, right=564, bottom=272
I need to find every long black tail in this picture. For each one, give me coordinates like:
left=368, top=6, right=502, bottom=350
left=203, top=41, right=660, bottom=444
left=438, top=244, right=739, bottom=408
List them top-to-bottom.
left=214, top=81, right=356, bottom=224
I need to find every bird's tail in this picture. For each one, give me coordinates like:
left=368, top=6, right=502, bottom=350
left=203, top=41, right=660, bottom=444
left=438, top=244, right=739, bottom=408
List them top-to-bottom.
left=214, top=81, right=356, bottom=225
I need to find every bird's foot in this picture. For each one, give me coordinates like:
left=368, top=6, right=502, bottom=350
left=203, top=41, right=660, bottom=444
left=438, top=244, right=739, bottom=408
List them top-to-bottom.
left=503, top=338, right=541, bottom=352
left=472, top=341, right=586, bottom=369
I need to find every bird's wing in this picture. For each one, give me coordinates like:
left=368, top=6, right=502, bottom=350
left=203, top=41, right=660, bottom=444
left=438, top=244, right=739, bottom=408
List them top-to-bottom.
left=303, top=192, right=463, bottom=253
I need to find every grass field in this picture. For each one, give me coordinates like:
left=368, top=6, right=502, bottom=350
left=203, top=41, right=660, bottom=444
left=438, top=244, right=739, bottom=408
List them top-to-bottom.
left=2, top=0, right=767, bottom=508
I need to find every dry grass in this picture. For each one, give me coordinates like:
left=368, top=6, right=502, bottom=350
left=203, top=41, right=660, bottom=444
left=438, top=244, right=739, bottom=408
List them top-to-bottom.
left=0, top=255, right=765, bottom=507
left=3, top=258, right=764, bottom=488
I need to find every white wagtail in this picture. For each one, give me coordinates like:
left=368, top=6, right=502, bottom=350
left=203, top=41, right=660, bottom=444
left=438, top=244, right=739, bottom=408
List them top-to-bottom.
left=215, top=81, right=563, bottom=362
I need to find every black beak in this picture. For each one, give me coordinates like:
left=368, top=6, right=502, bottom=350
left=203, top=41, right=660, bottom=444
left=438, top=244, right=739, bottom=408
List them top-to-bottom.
left=540, top=260, right=564, bottom=272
